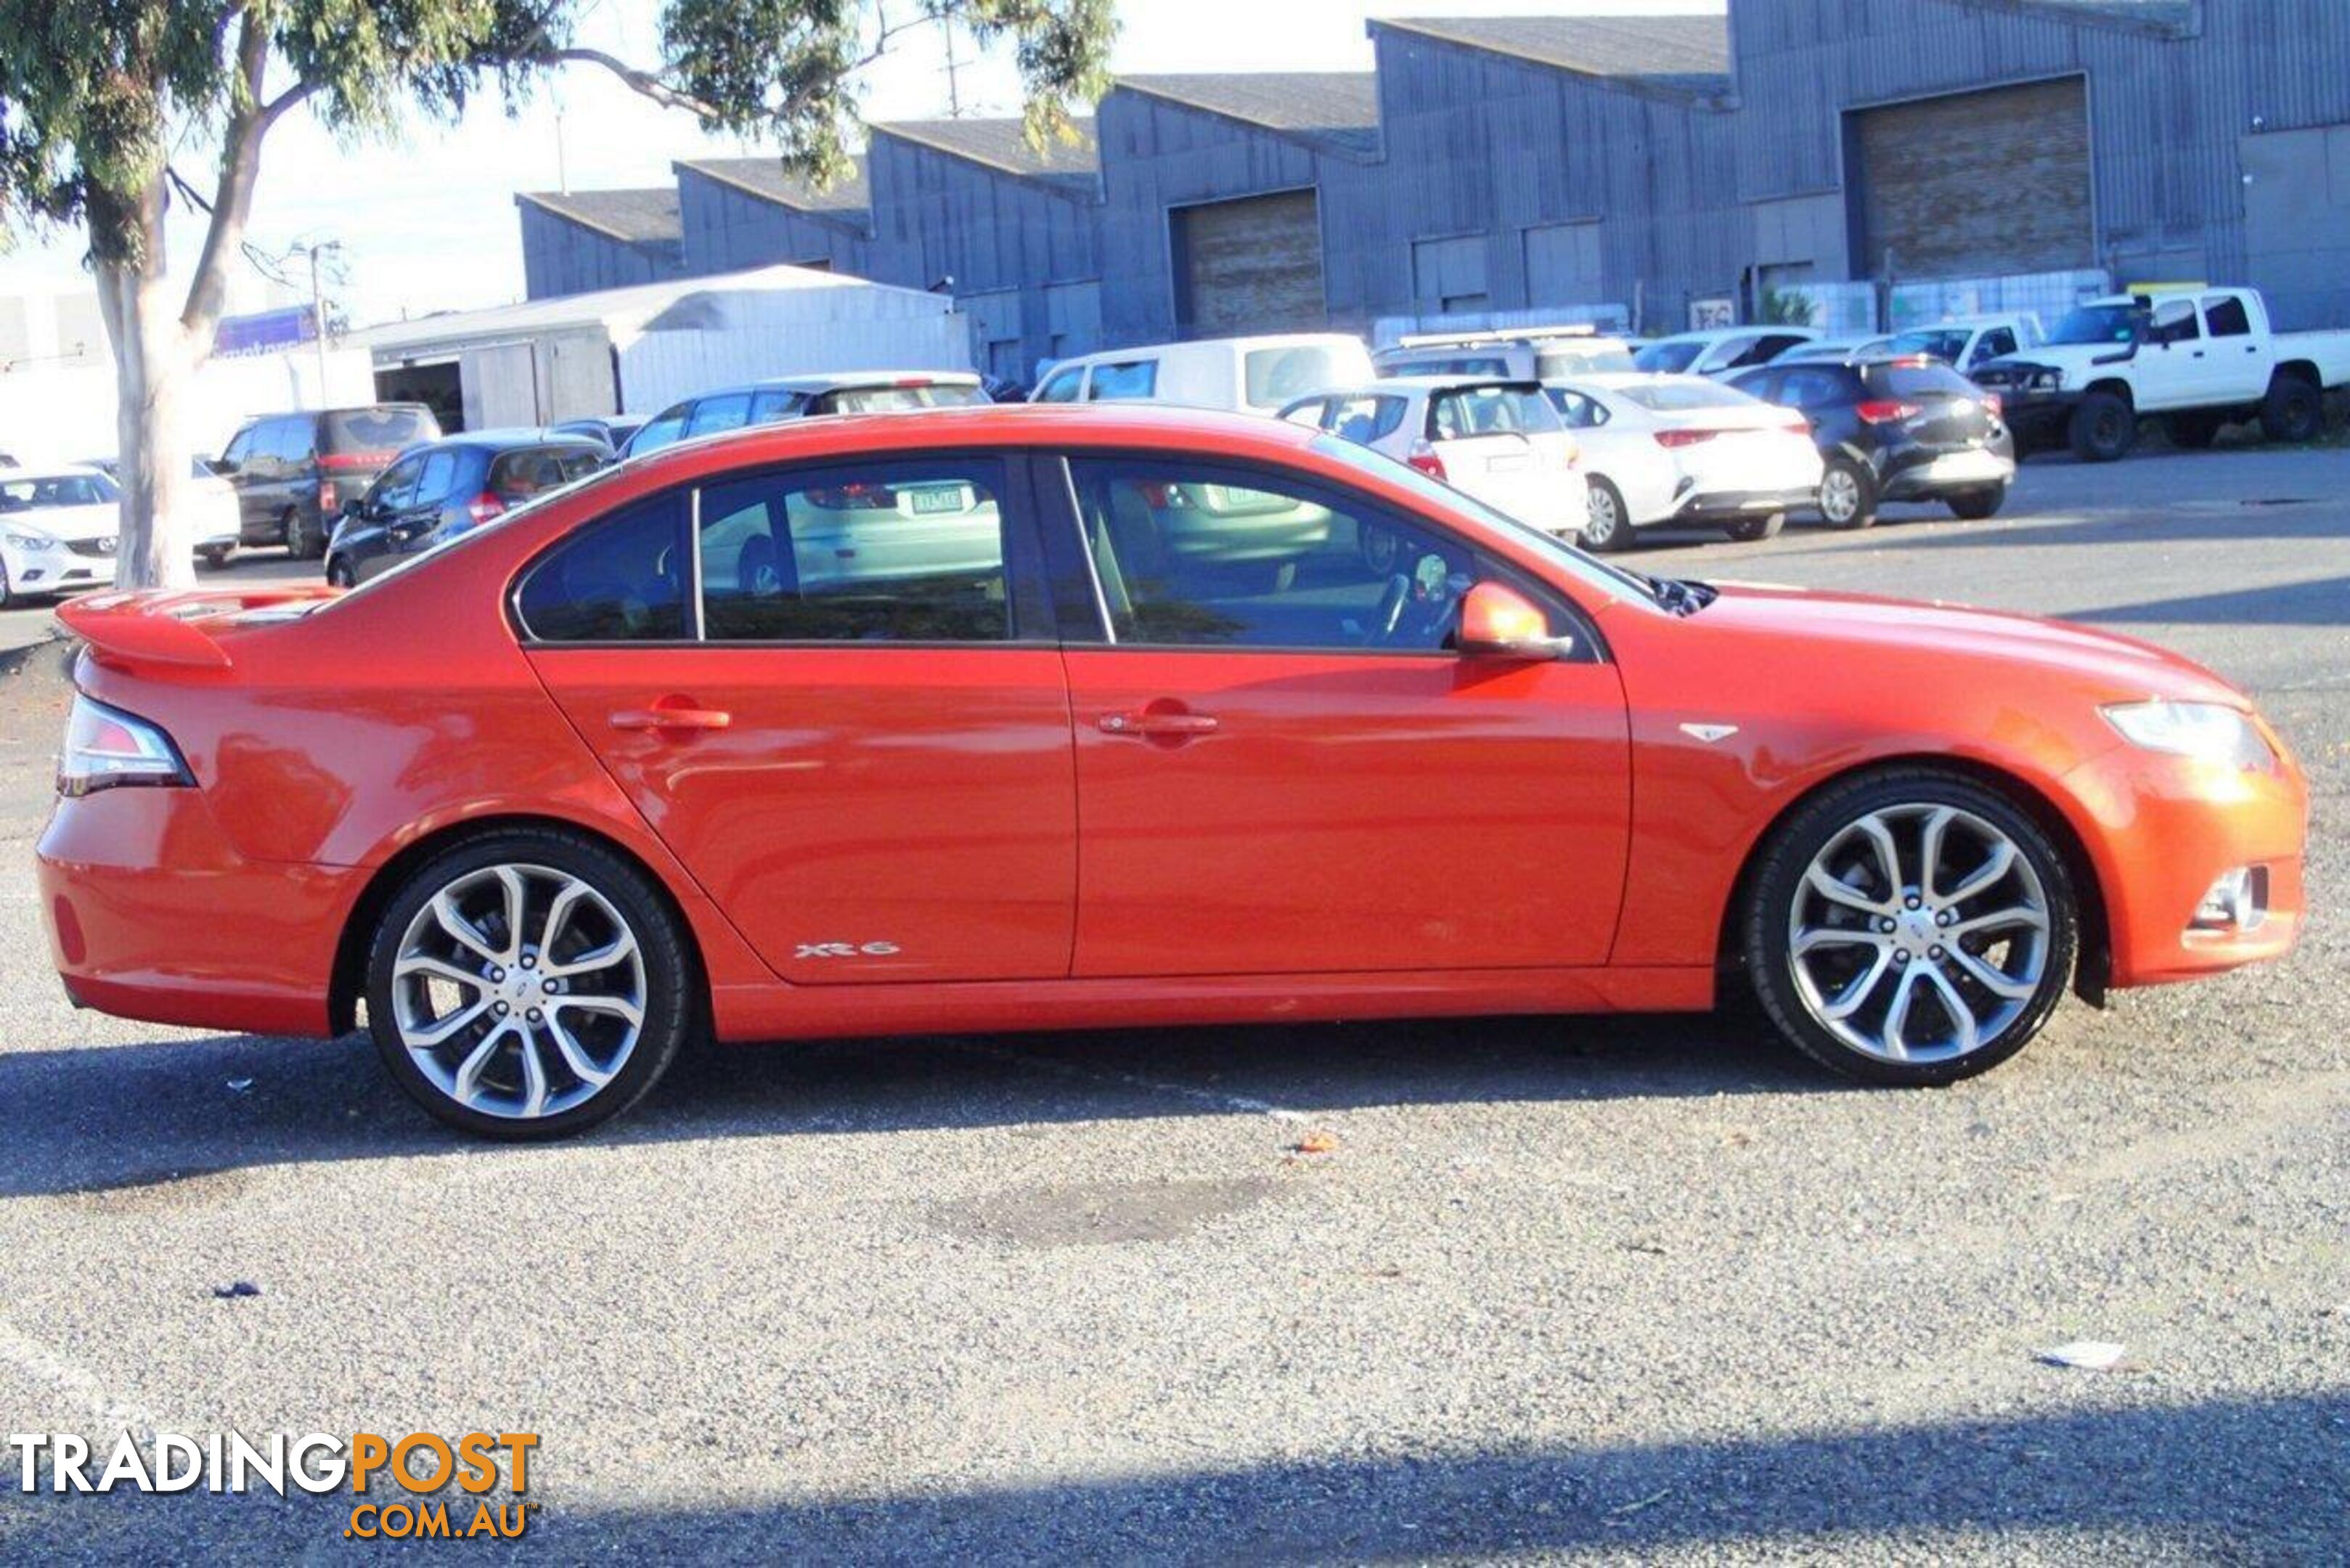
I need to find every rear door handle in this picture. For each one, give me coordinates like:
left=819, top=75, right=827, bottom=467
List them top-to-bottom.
left=611, top=706, right=732, bottom=732
left=1099, top=711, right=1218, bottom=738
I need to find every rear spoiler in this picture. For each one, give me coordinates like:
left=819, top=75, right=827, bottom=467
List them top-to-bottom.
left=56, top=586, right=340, bottom=673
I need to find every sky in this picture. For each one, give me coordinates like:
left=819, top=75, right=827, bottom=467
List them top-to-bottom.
left=0, top=0, right=1723, bottom=327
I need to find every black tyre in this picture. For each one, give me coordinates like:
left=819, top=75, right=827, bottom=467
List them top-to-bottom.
left=2259, top=375, right=2322, bottom=445
left=2068, top=391, right=2137, bottom=462
left=2166, top=414, right=2222, bottom=450
left=1817, top=459, right=1878, bottom=531
left=1580, top=477, right=1633, bottom=552
left=1946, top=486, right=2007, bottom=521
left=283, top=507, right=323, bottom=559
left=1724, top=511, right=1785, bottom=543
left=197, top=547, right=231, bottom=571
left=325, top=556, right=356, bottom=589
left=0, top=563, right=13, bottom=611
left=1742, top=768, right=2078, bottom=1087
left=364, top=827, right=695, bottom=1139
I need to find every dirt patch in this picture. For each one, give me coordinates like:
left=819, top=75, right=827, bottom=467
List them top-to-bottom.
left=934, top=1176, right=1276, bottom=1249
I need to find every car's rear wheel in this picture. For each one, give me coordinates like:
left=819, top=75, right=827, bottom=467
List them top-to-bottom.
left=2260, top=374, right=2322, bottom=445
left=2068, top=391, right=2137, bottom=462
left=1817, top=460, right=1877, bottom=530
left=1580, top=478, right=1632, bottom=552
left=1946, top=486, right=2007, bottom=521
left=283, top=507, right=322, bottom=559
left=1724, top=511, right=1784, bottom=543
left=1742, top=769, right=2078, bottom=1086
left=365, top=828, right=693, bottom=1138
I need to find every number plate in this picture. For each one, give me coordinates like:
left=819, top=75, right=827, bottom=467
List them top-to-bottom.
left=907, top=486, right=968, bottom=515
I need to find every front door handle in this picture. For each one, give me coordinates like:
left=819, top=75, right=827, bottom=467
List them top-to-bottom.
left=611, top=703, right=732, bottom=732
left=1099, top=710, right=1218, bottom=739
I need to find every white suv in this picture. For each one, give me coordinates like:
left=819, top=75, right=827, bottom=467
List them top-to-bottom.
left=1635, top=327, right=1821, bottom=379
left=1279, top=377, right=1586, bottom=536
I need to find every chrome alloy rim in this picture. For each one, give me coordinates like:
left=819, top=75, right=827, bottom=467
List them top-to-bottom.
left=1820, top=468, right=1861, bottom=523
left=1586, top=483, right=1621, bottom=541
left=1787, top=805, right=2050, bottom=1064
left=391, top=865, right=646, bottom=1119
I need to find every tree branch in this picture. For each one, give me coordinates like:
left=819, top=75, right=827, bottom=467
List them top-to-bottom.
left=179, top=9, right=294, bottom=345
left=540, top=49, right=721, bottom=121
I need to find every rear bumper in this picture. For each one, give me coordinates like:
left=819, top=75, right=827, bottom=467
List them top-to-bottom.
left=1880, top=446, right=2017, bottom=501
left=1675, top=486, right=1818, bottom=522
left=2061, top=740, right=2308, bottom=989
left=37, top=786, right=354, bottom=1037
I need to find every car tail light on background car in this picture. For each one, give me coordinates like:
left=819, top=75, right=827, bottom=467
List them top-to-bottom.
left=1980, top=392, right=2004, bottom=418
left=1856, top=399, right=1922, bottom=425
left=1654, top=429, right=1720, bottom=449
left=1406, top=441, right=1448, bottom=481
left=317, top=479, right=338, bottom=513
left=465, top=491, right=507, bottom=526
left=57, top=695, right=193, bottom=796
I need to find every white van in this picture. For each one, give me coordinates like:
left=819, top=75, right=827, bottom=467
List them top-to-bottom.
left=1031, top=334, right=1374, bottom=415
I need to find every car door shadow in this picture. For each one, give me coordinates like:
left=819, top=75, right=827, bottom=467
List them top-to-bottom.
left=0, top=1011, right=1840, bottom=1199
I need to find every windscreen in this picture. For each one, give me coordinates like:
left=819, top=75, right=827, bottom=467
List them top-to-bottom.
left=2047, top=305, right=2140, bottom=346
left=1633, top=340, right=1704, bottom=375
left=1244, top=345, right=1366, bottom=409
left=1866, top=362, right=1979, bottom=399
left=1616, top=380, right=1754, bottom=412
left=810, top=383, right=987, bottom=415
left=326, top=407, right=438, bottom=452
left=0, top=472, right=119, bottom=509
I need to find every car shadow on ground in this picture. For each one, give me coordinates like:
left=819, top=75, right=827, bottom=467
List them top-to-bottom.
left=0, top=1010, right=1835, bottom=1197
left=0, top=1391, right=2337, bottom=1559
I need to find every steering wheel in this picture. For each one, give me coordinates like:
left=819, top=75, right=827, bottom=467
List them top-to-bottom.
left=1368, top=572, right=1411, bottom=646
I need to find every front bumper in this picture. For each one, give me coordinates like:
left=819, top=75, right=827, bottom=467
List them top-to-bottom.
left=1978, top=387, right=2079, bottom=443
left=2, top=539, right=114, bottom=596
left=2061, top=737, right=2308, bottom=989
left=37, top=785, right=356, bottom=1037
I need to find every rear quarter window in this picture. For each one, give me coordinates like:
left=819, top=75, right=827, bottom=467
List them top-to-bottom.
left=1869, top=364, right=1978, bottom=399
left=515, top=497, right=688, bottom=642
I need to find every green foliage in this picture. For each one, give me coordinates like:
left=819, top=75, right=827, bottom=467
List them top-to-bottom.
left=1758, top=287, right=1817, bottom=328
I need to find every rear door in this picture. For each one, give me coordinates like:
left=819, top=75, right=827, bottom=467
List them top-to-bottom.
left=2200, top=294, right=2270, bottom=403
left=1427, top=384, right=1578, bottom=532
left=1049, top=451, right=1631, bottom=979
left=521, top=456, right=1078, bottom=985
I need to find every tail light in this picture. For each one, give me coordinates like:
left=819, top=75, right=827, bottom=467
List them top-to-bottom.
left=1980, top=392, right=2004, bottom=418
left=1856, top=399, right=1922, bottom=425
left=1777, top=412, right=1814, bottom=435
left=1654, top=429, right=1720, bottom=449
left=1406, top=441, right=1448, bottom=481
left=317, top=479, right=338, bottom=513
left=465, top=492, right=507, bottom=526
left=57, top=694, right=193, bottom=796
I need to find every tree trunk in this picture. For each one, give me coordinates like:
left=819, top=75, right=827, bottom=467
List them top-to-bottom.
left=92, top=176, right=197, bottom=593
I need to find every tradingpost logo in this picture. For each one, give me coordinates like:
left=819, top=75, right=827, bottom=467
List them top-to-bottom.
left=11, top=1430, right=540, bottom=1540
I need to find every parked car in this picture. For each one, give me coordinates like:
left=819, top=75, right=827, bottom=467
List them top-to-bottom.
left=1971, top=287, right=2350, bottom=461
left=1879, top=314, right=2043, bottom=374
left=1374, top=325, right=1637, bottom=381
left=1635, top=327, right=1821, bottom=378
left=1032, top=334, right=1374, bottom=415
left=1769, top=335, right=1896, bottom=365
left=1730, top=356, right=2016, bottom=529
left=624, top=373, right=989, bottom=460
left=1543, top=374, right=1824, bottom=550
left=1279, top=377, right=1586, bottom=537
left=45, top=404, right=2307, bottom=1137
left=213, top=404, right=441, bottom=558
left=552, top=416, right=649, bottom=456
left=325, top=430, right=609, bottom=586
left=81, top=455, right=242, bottom=565
left=0, top=465, right=119, bottom=605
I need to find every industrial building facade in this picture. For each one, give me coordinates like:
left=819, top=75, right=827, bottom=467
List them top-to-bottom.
left=516, top=0, right=2350, bottom=375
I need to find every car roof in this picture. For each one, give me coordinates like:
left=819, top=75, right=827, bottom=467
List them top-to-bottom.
left=1649, top=327, right=1818, bottom=346
left=684, top=371, right=986, bottom=400
left=1547, top=371, right=1726, bottom=391
left=1326, top=375, right=1543, bottom=395
left=625, top=401, right=1320, bottom=474
left=425, top=428, right=607, bottom=450
left=1, top=465, right=107, bottom=482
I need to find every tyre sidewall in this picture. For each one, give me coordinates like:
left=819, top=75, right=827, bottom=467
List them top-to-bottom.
left=1820, top=460, right=1877, bottom=530
left=1582, top=478, right=1629, bottom=551
left=1742, top=771, right=2079, bottom=1087
left=364, top=829, right=694, bottom=1139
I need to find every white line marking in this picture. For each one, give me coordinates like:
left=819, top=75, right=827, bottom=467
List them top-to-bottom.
left=962, top=1042, right=1312, bottom=1122
left=0, top=1315, right=158, bottom=1440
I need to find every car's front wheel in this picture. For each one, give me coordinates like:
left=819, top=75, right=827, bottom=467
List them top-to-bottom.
left=1817, top=460, right=1877, bottom=531
left=1580, top=478, right=1632, bottom=552
left=325, top=556, right=356, bottom=589
left=1742, top=769, right=2078, bottom=1086
left=365, top=828, right=694, bottom=1138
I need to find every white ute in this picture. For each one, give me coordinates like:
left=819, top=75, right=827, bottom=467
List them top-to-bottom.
left=1972, top=287, right=2350, bottom=461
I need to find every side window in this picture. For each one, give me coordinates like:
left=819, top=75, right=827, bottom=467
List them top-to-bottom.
left=2203, top=295, right=2252, bottom=338
left=2150, top=300, right=2201, bottom=345
left=1974, top=330, right=2017, bottom=364
left=1753, top=334, right=1808, bottom=365
left=1085, top=360, right=1158, bottom=400
left=1034, top=367, right=1083, bottom=404
left=1782, top=368, right=1848, bottom=410
left=1729, top=369, right=1779, bottom=405
left=748, top=389, right=802, bottom=423
left=685, top=393, right=753, bottom=437
left=1326, top=396, right=1403, bottom=444
left=1279, top=398, right=1329, bottom=429
left=629, top=405, right=690, bottom=456
left=280, top=417, right=318, bottom=462
left=221, top=427, right=255, bottom=468
left=489, top=448, right=572, bottom=503
left=415, top=452, right=460, bottom=504
left=370, top=455, right=425, bottom=511
left=1066, top=457, right=1548, bottom=653
left=697, top=459, right=1015, bottom=643
left=515, top=497, right=687, bottom=642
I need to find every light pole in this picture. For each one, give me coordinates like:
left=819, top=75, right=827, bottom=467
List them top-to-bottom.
left=291, top=240, right=343, bottom=404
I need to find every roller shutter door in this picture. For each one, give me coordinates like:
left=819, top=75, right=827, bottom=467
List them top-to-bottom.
left=1853, top=78, right=2092, bottom=280
left=1173, top=190, right=1324, bottom=337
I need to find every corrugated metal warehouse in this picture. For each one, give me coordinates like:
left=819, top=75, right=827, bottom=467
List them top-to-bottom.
left=518, top=0, right=2350, bottom=368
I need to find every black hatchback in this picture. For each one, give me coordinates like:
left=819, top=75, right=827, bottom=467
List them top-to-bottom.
left=1728, top=356, right=2015, bottom=530
left=325, top=430, right=608, bottom=585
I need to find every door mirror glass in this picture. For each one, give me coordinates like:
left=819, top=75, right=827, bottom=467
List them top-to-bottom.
left=1458, top=581, right=1568, bottom=660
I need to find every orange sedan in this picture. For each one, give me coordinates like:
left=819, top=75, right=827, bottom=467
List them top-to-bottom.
left=37, top=406, right=2306, bottom=1137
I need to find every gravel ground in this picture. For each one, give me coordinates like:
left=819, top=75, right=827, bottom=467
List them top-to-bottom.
left=0, top=446, right=2341, bottom=1563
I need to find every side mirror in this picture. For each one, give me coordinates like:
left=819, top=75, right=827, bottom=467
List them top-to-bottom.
left=208, top=458, right=237, bottom=476
left=339, top=498, right=362, bottom=520
left=1458, top=582, right=1571, bottom=661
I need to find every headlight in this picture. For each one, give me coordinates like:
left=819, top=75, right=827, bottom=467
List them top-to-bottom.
left=2034, top=369, right=2063, bottom=392
left=5, top=531, right=56, bottom=551
left=2103, top=701, right=2273, bottom=770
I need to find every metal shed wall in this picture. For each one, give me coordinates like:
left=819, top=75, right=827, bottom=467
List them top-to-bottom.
left=675, top=168, right=872, bottom=278
left=518, top=205, right=681, bottom=301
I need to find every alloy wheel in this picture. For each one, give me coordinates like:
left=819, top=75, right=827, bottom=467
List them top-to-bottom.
left=1820, top=468, right=1861, bottom=525
left=1785, top=804, right=2050, bottom=1064
left=388, top=862, right=647, bottom=1120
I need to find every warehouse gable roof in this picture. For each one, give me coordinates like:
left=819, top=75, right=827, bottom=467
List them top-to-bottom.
left=1933, top=0, right=2198, bottom=35
left=1376, top=15, right=1734, bottom=103
left=1115, top=73, right=1382, bottom=158
left=870, top=117, right=1100, bottom=199
left=674, top=155, right=873, bottom=232
left=513, top=188, right=683, bottom=260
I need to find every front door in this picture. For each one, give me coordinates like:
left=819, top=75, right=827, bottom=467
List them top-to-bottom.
left=1051, top=453, right=1632, bottom=979
left=521, top=459, right=1078, bottom=986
